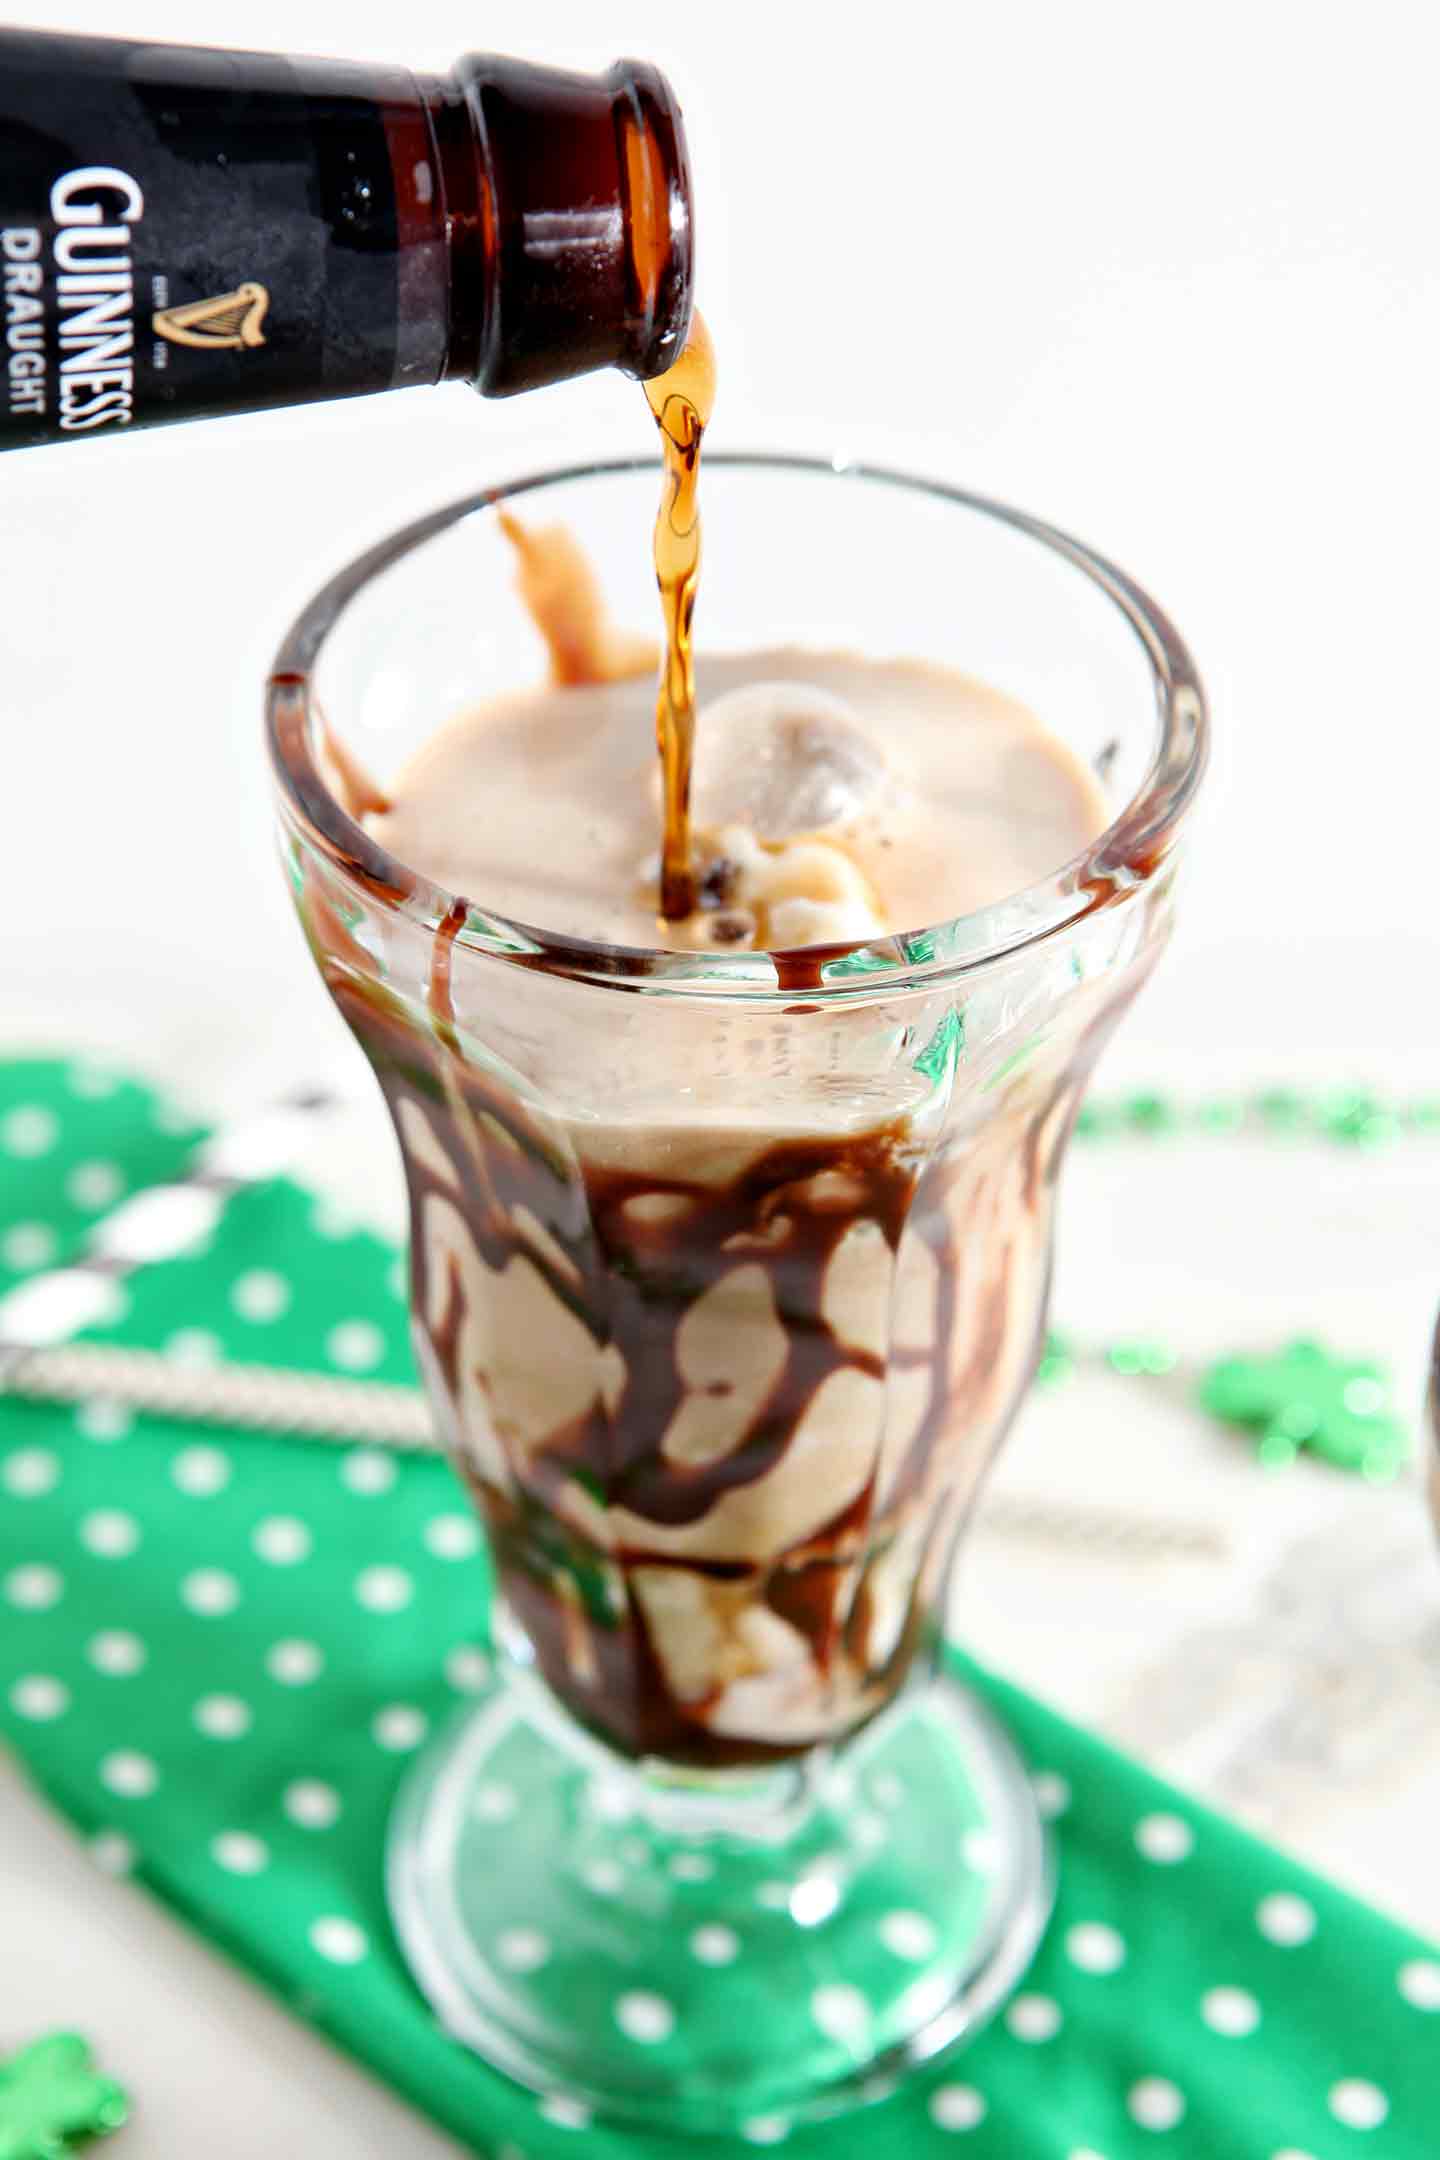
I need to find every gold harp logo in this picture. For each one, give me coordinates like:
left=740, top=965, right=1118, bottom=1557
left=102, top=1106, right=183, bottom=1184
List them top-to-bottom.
left=154, top=280, right=270, bottom=351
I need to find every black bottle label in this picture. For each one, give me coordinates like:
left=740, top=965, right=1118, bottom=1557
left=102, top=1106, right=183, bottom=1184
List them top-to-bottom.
left=0, top=30, right=419, bottom=447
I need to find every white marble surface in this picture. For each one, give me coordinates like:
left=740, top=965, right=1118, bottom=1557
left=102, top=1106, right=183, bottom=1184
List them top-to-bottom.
left=4, top=0, right=1440, bottom=2149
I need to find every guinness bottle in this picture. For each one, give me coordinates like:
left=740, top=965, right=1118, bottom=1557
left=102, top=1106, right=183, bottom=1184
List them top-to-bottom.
left=0, top=28, right=694, bottom=448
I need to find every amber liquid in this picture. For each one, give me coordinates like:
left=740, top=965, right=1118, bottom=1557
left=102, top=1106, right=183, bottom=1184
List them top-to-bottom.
left=643, top=313, right=716, bottom=921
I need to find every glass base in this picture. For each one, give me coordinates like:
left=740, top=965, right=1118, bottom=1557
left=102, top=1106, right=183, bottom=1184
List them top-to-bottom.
left=387, top=1647, right=1053, bottom=2133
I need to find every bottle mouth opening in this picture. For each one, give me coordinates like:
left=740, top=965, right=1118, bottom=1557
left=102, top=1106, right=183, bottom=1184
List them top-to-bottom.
left=611, top=57, right=695, bottom=380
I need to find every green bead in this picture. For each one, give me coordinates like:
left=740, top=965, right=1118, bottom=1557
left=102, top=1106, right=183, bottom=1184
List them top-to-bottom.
left=1252, top=1087, right=1309, bottom=1129
left=1319, top=1090, right=1399, bottom=1148
left=1122, top=1091, right=1178, bottom=1135
left=1194, top=1098, right=1245, bottom=1134
left=1405, top=1098, right=1440, bottom=1133
left=1073, top=1102, right=1109, bottom=1140
left=1035, top=1333, right=1076, bottom=1387
left=1105, top=1340, right=1178, bottom=1377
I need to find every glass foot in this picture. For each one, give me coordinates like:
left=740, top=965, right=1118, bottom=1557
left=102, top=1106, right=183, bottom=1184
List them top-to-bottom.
left=387, top=1651, right=1053, bottom=2132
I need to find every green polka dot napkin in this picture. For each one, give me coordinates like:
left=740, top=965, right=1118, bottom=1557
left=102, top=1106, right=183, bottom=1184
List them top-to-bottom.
left=1, top=1056, right=1437, bottom=2157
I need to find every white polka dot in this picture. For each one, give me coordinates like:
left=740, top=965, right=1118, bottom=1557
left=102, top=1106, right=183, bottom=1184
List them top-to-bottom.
left=67, top=1063, right=121, bottom=1099
left=2, top=1105, right=59, bottom=1157
left=67, top=1160, right=123, bottom=1211
left=312, top=1199, right=362, bottom=1241
left=2, top=1221, right=57, bottom=1272
left=387, top=1256, right=408, bottom=1299
left=230, top=1268, right=291, bottom=1323
left=326, top=1319, right=385, bottom=1372
left=164, top=1326, right=223, bottom=1368
left=76, top=1398, right=132, bottom=1443
left=171, top=1445, right=231, bottom=1496
left=3, top=1447, right=60, bottom=1497
left=341, top=1447, right=396, bottom=1495
left=80, top=1508, right=140, bottom=1558
left=424, top=1512, right=480, bottom=1560
left=252, top=1515, right=313, bottom=1565
left=5, top=1563, right=63, bottom=1609
left=354, top=1564, right=412, bottom=1612
left=181, top=1567, right=241, bottom=1616
left=88, top=1629, right=146, bottom=1676
left=266, top=1638, right=324, bottom=1686
left=444, top=1645, right=492, bottom=1693
left=10, top=1674, right=69, bottom=1720
left=194, top=1694, right=252, bottom=1739
left=372, top=1703, right=428, bottom=1751
left=101, top=1749, right=159, bottom=1798
left=870, top=1771, right=905, bottom=1809
left=1031, top=1772, right=1070, bottom=1817
left=586, top=1778, right=634, bottom=1823
left=285, top=1779, right=341, bottom=1829
left=474, top=1782, right=517, bottom=1823
left=1136, top=1813, right=1194, bottom=1864
left=961, top=1827, right=1001, bottom=1874
left=90, top=1830, right=134, bottom=1875
left=212, top=1831, right=269, bottom=1875
left=668, top=1852, right=715, bottom=1883
left=583, top=1859, right=624, bottom=1896
left=794, top=1876, right=844, bottom=1927
left=1256, top=1892, right=1316, bottom=1946
left=880, top=1909, right=939, bottom=1962
left=310, top=1915, right=368, bottom=1964
left=1067, top=1923, right=1127, bottom=1974
left=690, top=1924, right=740, bottom=1965
left=497, top=1927, right=551, bottom=1973
left=1399, top=1959, right=1440, bottom=2010
left=811, top=1983, right=870, bottom=2043
left=1202, top=1985, right=1260, bottom=2036
left=615, top=1991, right=675, bottom=2044
left=1006, top=1994, right=1062, bottom=2042
left=1131, top=2073, right=1191, bottom=2125
left=1128, top=2078, right=1185, bottom=2131
left=1329, top=2080, right=1389, bottom=2131
left=929, top=2084, right=987, bottom=2131
left=538, top=2095, right=592, bottom=2130
left=741, top=2120, right=790, bottom=2146
left=1271, top=2150, right=1319, bottom=2160
left=1069, top=2151, right=1108, bottom=2160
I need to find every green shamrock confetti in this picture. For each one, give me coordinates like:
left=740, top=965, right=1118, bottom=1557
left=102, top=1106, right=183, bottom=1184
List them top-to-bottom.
left=1197, top=1339, right=1412, bottom=1479
left=0, top=2035, right=128, bottom=2160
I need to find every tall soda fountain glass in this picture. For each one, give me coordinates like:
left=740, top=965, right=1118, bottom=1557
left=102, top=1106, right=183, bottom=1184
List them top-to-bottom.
left=267, top=457, right=1207, bottom=2131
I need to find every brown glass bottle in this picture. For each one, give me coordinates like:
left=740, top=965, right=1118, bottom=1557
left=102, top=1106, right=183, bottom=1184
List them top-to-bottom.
left=0, top=28, right=693, bottom=447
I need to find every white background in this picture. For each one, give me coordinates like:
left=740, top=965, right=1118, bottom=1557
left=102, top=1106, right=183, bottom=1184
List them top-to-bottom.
left=4, top=4, right=1440, bottom=2152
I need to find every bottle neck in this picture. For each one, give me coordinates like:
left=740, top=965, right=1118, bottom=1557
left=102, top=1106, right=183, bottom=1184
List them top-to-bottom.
left=0, top=30, right=693, bottom=450
left=419, top=55, right=694, bottom=397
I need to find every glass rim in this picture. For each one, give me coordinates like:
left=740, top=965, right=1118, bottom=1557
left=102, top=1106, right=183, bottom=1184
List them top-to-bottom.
left=266, top=451, right=1208, bottom=1003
